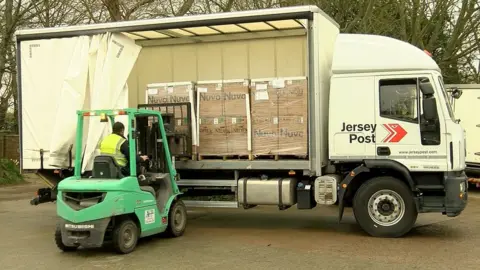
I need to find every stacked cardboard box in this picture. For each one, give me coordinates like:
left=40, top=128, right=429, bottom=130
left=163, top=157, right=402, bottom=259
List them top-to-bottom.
left=145, top=77, right=308, bottom=159
left=250, top=77, right=308, bottom=156
left=197, top=79, right=250, bottom=156
left=146, top=82, right=197, bottom=156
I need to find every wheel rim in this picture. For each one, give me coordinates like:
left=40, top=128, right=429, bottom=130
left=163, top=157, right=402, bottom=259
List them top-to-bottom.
left=367, top=189, right=406, bottom=227
left=173, top=206, right=186, bottom=231
left=122, top=224, right=136, bottom=248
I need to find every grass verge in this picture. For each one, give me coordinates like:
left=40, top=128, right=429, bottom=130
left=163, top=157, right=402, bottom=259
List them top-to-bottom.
left=0, top=159, right=25, bottom=186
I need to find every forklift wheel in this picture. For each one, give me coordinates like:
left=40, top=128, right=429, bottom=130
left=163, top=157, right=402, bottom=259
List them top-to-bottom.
left=165, top=199, right=187, bottom=238
left=112, top=219, right=139, bottom=254
left=55, top=225, right=78, bottom=252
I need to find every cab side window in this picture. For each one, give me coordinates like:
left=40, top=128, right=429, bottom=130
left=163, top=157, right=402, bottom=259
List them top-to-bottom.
left=379, top=78, right=419, bottom=123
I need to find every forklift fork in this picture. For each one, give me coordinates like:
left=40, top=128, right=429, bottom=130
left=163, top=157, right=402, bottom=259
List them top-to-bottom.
left=29, top=145, right=74, bottom=205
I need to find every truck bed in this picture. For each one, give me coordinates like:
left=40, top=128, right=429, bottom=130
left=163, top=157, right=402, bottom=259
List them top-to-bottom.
left=175, top=159, right=310, bottom=171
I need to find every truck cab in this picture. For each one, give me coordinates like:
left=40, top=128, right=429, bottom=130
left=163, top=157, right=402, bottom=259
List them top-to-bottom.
left=328, top=34, right=467, bottom=235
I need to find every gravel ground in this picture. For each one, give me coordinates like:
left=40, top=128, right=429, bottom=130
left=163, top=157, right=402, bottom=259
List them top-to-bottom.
left=0, top=181, right=480, bottom=270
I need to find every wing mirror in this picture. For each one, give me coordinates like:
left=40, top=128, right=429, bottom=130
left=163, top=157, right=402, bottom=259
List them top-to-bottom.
left=451, top=88, right=463, bottom=99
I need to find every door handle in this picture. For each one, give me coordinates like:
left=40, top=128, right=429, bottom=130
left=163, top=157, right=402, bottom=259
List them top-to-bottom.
left=377, top=146, right=391, bottom=156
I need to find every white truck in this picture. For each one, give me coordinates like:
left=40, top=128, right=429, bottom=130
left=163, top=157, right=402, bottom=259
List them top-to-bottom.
left=17, top=5, right=467, bottom=238
left=446, top=84, right=480, bottom=186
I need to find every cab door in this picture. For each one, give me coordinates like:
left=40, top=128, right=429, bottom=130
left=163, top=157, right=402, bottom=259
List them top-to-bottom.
left=374, top=74, right=448, bottom=172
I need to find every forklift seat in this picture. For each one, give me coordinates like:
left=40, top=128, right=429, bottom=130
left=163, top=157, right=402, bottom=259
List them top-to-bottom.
left=92, top=155, right=124, bottom=179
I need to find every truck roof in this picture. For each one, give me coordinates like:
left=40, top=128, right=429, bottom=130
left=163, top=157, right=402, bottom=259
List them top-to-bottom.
left=15, top=5, right=338, bottom=41
left=332, top=34, right=441, bottom=74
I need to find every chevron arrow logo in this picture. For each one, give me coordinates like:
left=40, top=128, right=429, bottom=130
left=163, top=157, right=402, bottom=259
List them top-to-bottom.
left=382, top=123, right=407, bottom=143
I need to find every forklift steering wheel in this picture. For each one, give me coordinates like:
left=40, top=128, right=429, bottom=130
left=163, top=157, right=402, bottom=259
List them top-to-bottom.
left=145, top=158, right=153, bottom=169
left=139, top=159, right=152, bottom=173
left=139, top=165, right=147, bottom=175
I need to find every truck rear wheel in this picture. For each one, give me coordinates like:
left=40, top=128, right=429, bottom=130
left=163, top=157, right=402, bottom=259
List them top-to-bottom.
left=353, top=176, right=418, bottom=237
left=165, top=199, right=187, bottom=237
left=112, top=219, right=139, bottom=254
left=55, top=225, right=77, bottom=252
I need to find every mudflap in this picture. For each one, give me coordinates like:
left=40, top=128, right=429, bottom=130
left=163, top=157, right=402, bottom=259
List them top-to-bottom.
left=443, top=171, right=468, bottom=217
left=58, top=218, right=111, bottom=248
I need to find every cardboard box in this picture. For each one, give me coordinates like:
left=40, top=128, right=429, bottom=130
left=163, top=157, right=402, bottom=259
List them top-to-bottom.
left=250, top=77, right=308, bottom=156
left=277, top=78, right=308, bottom=117
left=197, top=79, right=250, bottom=157
left=197, top=79, right=249, bottom=116
left=223, top=80, right=249, bottom=116
left=250, top=80, right=278, bottom=117
left=146, top=81, right=198, bottom=156
left=147, top=82, right=194, bottom=117
left=196, top=82, right=223, bottom=117
left=278, top=115, right=307, bottom=155
left=197, top=116, right=249, bottom=156
left=198, top=116, right=228, bottom=155
left=226, top=116, right=249, bottom=155
left=251, top=116, right=278, bottom=155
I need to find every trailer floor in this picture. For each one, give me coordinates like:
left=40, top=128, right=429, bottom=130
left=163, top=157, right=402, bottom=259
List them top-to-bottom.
left=1, top=187, right=480, bottom=270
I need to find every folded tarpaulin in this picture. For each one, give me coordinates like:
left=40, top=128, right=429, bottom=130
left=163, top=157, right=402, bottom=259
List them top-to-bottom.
left=19, top=32, right=141, bottom=171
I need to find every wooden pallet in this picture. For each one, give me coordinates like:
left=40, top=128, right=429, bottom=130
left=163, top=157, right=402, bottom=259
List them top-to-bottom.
left=173, top=154, right=197, bottom=161
left=193, top=154, right=308, bottom=161
left=198, top=154, right=252, bottom=161
left=250, top=154, right=308, bottom=161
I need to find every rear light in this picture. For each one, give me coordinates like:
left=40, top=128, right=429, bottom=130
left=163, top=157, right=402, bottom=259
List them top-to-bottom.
left=423, top=50, right=432, bottom=57
left=82, top=110, right=126, bottom=116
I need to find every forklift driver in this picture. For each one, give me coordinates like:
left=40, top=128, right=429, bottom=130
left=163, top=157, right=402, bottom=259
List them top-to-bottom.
left=99, top=121, right=149, bottom=177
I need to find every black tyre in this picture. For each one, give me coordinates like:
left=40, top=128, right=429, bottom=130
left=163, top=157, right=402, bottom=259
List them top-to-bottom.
left=353, top=176, right=418, bottom=238
left=165, top=199, right=187, bottom=238
left=112, top=219, right=139, bottom=254
left=55, top=225, right=78, bottom=252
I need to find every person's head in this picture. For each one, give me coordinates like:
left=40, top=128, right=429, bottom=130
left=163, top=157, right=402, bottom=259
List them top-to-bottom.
left=112, top=122, right=125, bottom=136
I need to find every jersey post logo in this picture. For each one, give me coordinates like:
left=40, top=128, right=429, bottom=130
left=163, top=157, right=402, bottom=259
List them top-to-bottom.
left=382, top=123, right=407, bottom=143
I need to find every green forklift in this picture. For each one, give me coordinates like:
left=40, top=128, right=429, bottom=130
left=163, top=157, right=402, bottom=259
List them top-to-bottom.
left=55, top=108, right=187, bottom=254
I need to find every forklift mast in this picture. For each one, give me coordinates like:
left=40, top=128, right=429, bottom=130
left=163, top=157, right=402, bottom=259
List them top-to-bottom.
left=137, top=102, right=194, bottom=160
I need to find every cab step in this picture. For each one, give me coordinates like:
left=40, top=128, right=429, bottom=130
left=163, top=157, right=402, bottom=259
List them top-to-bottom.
left=416, top=185, right=445, bottom=190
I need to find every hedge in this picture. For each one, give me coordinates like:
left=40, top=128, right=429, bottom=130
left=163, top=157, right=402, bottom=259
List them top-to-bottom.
left=0, top=159, right=24, bottom=185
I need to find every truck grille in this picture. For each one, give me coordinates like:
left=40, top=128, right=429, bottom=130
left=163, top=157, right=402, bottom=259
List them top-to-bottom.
left=62, top=192, right=106, bottom=211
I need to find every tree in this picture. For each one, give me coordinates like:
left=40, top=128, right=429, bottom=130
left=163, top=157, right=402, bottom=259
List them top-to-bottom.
left=0, top=0, right=39, bottom=132
left=1, top=0, right=479, bottom=132
left=80, top=0, right=197, bottom=22
left=274, top=0, right=480, bottom=83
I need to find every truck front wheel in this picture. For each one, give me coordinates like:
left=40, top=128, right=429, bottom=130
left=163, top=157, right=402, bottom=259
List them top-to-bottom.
left=353, top=176, right=418, bottom=237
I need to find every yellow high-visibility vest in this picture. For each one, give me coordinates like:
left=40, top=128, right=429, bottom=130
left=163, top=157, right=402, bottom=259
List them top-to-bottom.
left=99, top=134, right=127, bottom=167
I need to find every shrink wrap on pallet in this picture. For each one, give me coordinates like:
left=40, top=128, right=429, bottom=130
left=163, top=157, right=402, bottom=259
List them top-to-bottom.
left=250, top=77, right=308, bottom=156
left=196, top=79, right=250, bottom=157
left=197, top=116, right=249, bottom=156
